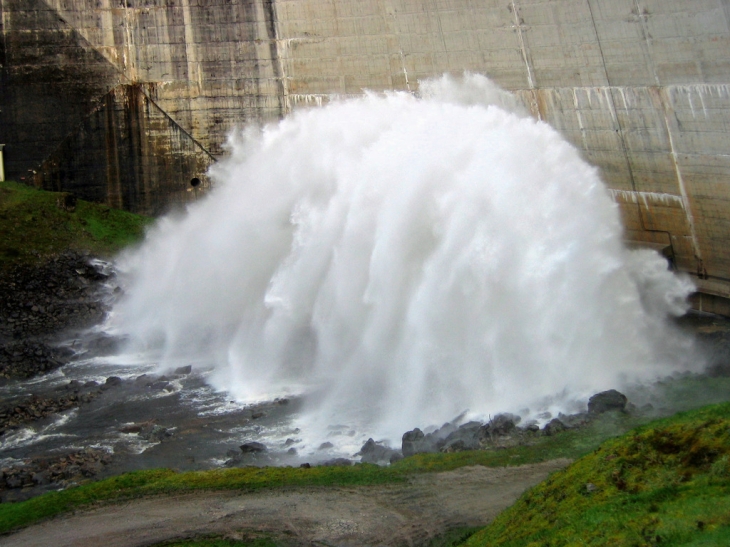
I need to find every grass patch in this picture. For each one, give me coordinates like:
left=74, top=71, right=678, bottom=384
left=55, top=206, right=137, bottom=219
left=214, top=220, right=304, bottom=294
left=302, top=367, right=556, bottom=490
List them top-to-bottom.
left=0, top=180, right=151, bottom=264
left=462, top=401, right=730, bottom=546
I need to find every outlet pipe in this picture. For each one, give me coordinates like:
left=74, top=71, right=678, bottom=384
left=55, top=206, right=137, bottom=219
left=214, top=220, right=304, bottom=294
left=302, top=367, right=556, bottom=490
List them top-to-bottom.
left=0, top=145, right=4, bottom=182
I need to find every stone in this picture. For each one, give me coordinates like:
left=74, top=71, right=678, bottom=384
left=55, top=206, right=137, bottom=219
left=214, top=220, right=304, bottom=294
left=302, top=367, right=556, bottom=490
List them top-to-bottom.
left=174, top=365, right=192, bottom=375
left=588, top=390, right=628, bottom=414
left=542, top=418, right=567, bottom=436
left=358, top=438, right=398, bottom=464
left=240, top=442, right=267, bottom=453
left=321, top=458, right=352, bottom=467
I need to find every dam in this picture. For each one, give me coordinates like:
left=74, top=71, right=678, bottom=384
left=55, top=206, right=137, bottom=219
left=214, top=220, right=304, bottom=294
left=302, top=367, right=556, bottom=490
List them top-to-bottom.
left=1, top=0, right=729, bottom=311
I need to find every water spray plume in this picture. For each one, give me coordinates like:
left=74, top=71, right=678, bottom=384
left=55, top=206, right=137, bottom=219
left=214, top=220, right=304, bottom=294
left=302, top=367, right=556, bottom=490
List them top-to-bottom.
left=110, top=74, right=698, bottom=446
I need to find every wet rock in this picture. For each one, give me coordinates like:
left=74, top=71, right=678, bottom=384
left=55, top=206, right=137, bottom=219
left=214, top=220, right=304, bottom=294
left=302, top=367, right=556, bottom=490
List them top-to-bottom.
left=0, top=252, right=111, bottom=354
left=0, top=340, right=71, bottom=379
left=174, top=365, right=192, bottom=375
left=104, top=376, right=122, bottom=387
left=149, top=380, right=172, bottom=391
left=0, top=390, right=100, bottom=434
left=588, top=390, right=628, bottom=414
left=251, top=411, right=266, bottom=419
left=481, top=413, right=520, bottom=438
left=542, top=418, right=567, bottom=436
left=440, top=422, right=482, bottom=452
left=139, top=424, right=172, bottom=442
left=402, top=427, right=439, bottom=457
left=358, top=438, right=399, bottom=464
left=239, top=442, right=267, bottom=453
left=318, top=442, right=334, bottom=450
left=0, top=449, right=112, bottom=495
left=389, top=452, right=404, bottom=464
left=321, top=458, right=352, bottom=467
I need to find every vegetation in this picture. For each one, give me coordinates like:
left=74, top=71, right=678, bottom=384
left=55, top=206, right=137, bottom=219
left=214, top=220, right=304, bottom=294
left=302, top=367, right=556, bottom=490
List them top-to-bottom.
left=0, top=180, right=151, bottom=264
left=462, top=401, right=730, bottom=546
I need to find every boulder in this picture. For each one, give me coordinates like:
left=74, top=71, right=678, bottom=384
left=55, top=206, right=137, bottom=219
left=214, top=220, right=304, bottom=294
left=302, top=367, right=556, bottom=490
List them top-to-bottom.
left=588, top=390, right=628, bottom=414
left=479, top=413, right=520, bottom=439
left=542, top=418, right=567, bottom=436
left=440, top=422, right=482, bottom=452
left=139, top=424, right=172, bottom=442
left=402, top=428, right=438, bottom=457
left=358, top=438, right=399, bottom=464
left=239, top=441, right=267, bottom=453
left=321, top=458, right=352, bottom=467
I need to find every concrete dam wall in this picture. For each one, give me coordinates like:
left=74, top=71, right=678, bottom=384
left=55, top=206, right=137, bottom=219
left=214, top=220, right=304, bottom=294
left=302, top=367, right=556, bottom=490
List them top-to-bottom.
left=1, top=0, right=729, bottom=310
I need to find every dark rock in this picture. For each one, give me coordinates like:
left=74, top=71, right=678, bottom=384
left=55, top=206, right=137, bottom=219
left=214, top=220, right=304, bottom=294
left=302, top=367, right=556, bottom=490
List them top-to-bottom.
left=174, top=365, right=192, bottom=375
left=104, top=376, right=122, bottom=386
left=588, top=389, right=628, bottom=414
left=251, top=411, right=265, bottom=419
left=485, top=413, right=520, bottom=436
left=542, top=418, right=567, bottom=436
left=440, top=422, right=482, bottom=451
left=139, top=424, right=172, bottom=442
left=402, top=427, right=438, bottom=457
left=358, top=438, right=398, bottom=464
left=239, top=442, right=267, bottom=453
left=318, top=442, right=334, bottom=450
left=287, top=447, right=297, bottom=455
left=389, top=452, right=404, bottom=464
left=321, top=458, right=352, bottom=467
left=300, top=463, right=311, bottom=468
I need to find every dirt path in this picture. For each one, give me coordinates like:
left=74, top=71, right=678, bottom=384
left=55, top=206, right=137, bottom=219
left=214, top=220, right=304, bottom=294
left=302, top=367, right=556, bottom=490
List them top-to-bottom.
left=2, top=459, right=570, bottom=547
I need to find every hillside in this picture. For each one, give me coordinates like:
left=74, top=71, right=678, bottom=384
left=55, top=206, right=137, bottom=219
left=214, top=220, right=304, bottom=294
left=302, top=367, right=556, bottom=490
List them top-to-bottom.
left=0, top=181, right=150, bottom=266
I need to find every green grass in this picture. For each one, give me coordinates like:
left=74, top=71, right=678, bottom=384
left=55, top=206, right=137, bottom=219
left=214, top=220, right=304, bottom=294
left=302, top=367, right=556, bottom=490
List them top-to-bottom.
left=0, top=180, right=151, bottom=264
left=462, top=401, right=730, bottom=546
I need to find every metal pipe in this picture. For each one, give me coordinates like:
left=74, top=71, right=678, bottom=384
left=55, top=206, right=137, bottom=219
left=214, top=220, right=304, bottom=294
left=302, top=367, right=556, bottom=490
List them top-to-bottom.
left=0, top=145, right=4, bottom=182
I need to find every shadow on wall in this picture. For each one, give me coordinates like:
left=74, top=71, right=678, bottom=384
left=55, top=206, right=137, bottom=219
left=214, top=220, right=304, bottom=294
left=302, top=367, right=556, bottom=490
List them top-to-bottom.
left=34, top=84, right=215, bottom=216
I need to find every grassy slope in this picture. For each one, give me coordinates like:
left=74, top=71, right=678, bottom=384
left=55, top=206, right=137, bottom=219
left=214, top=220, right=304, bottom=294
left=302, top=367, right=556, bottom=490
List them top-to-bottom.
left=0, top=180, right=151, bottom=264
left=463, top=401, right=730, bottom=546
